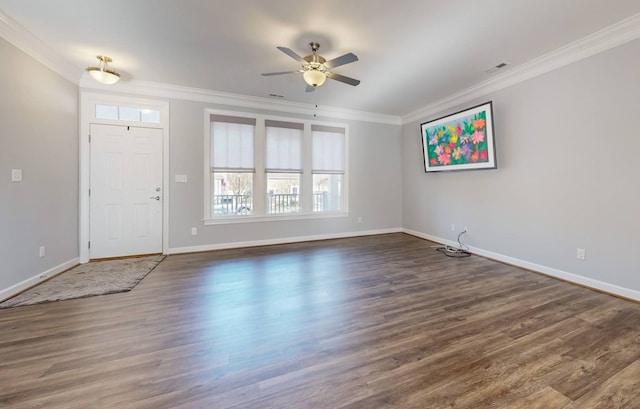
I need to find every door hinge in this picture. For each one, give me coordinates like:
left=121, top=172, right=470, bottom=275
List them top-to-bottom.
left=89, top=134, right=91, bottom=143
left=88, top=188, right=91, bottom=197
left=88, top=241, right=91, bottom=249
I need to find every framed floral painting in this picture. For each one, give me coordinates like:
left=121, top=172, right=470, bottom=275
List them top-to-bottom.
left=420, top=101, right=497, bottom=173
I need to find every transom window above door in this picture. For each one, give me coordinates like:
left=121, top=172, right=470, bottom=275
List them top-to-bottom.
left=95, top=104, right=161, bottom=124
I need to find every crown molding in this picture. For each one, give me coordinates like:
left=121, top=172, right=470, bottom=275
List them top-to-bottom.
left=0, top=11, right=82, bottom=84
left=402, top=13, right=640, bottom=124
left=79, top=74, right=402, bottom=125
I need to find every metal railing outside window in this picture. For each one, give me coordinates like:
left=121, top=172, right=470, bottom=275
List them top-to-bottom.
left=312, top=192, right=327, bottom=212
left=267, top=193, right=299, bottom=214
left=213, top=195, right=252, bottom=216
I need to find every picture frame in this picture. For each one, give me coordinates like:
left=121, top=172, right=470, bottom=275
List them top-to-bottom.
left=420, top=101, right=497, bottom=173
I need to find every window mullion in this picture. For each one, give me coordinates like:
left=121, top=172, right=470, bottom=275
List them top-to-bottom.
left=204, top=112, right=212, bottom=219
left=253, top=118, right=266, bottom=216
left=302, top=123, right=313, bottom=214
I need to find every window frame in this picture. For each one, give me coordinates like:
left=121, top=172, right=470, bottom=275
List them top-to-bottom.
left=204, top=110, right=348, bottom=224
left=265, top=120, right=304, bottom=216
left=311, top=124, right=347, bottom=213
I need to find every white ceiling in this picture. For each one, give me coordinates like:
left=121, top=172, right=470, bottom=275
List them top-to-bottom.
left=1, top=0, right=639, bottom=117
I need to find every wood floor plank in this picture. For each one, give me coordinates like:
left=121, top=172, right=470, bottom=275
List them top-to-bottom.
left=1, top=233, right=639, bottom=408
left=565, top=359, right=640, bottom=408
left=518, top=386, right=573, bottom=409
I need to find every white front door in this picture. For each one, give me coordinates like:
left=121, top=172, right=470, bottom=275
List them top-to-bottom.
left=89, top=124, right=163, bottom=259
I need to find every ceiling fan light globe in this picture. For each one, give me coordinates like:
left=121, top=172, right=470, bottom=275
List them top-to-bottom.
left=303, top=70, right=327, bottom=87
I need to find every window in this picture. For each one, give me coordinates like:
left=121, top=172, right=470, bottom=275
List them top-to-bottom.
left=95, top=104, right=160, bottom=123
left=205, top=112, right=347, bottom=221
left=210, top=115, right=255, bottom=217
left=265, top=120, right=303, bottom=214
left=312, top=125, right=345, bottom=212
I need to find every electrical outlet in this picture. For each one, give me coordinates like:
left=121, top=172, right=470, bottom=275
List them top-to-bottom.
left=357, top=216, right=362, bottom=223
left=451, top=224, right=455, bottom=231
left=464, top=226, right=468, bottom=233
left=191, top=227, right=197, bottom=235
left=39, top=246, right=46, bottom=258
left=577, top=248, right=586, bottom=261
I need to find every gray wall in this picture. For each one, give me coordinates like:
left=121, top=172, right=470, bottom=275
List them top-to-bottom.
left=0, top=38, right=79, bottom=291
left=402, top=39, right=640, bottom=291
left=169, top=100, right=403, bottom=249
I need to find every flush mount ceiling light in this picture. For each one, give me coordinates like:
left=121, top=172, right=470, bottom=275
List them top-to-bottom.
left=86, top=55, right=120, bottom=85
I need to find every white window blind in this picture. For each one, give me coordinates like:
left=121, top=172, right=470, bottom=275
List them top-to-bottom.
left=211, top=115, right=256, bottom=171
left=265, top=120, right=303, bottom=172
left=312, top=125, right=345, bottom=173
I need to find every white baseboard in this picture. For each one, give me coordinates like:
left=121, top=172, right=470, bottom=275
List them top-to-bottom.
left=168, top=228, right=403, bottom=255
left=402, top=228, right=640, bottom=302
left=0, top=258, right=79, bottom=302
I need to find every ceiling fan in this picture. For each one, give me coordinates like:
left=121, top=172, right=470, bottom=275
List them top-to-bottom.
left=262, top=42, right=360, bottom=92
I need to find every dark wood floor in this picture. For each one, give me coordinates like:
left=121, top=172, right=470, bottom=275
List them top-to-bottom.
left=1, top=233, right=640, bottom=408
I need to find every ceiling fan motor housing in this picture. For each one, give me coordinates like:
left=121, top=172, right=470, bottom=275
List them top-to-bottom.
left=303, top=54, right=326, bottom=70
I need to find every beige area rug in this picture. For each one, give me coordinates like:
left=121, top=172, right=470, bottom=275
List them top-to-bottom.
left=0, top=255, right=165, bottom=309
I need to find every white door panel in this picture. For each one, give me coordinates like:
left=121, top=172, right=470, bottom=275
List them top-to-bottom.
left=90, top=124, right=163, bottom=259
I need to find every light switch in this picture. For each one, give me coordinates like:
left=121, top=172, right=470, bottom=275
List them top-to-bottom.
left=11, top=169, right=22, bottom=182
left=175, top=174, right=188, bottom=183
left=577, top=248, right=586, bottom=260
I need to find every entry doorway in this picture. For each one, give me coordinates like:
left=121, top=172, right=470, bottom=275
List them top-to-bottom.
left=89, top=124, right=163, bottom=259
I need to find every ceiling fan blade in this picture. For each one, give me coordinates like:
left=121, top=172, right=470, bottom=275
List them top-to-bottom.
left=277, top=46, right=306, bottom=63
left=324, top=52, right=358, bottom=69
left=261, top=71, right=298, bottom=76
left=327, top=72, right=361, bottom=86
left=305, top=85, right=316, bottom=93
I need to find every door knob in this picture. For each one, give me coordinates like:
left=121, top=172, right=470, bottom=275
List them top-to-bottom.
left=150, top=196, right=160, bottom=201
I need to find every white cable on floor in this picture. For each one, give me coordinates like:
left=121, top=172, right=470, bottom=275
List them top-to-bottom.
left=436, top=230, right=471, bottom=258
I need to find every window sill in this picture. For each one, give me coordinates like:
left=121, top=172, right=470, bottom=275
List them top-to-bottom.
left=204, top=212, right=349, bottom=225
